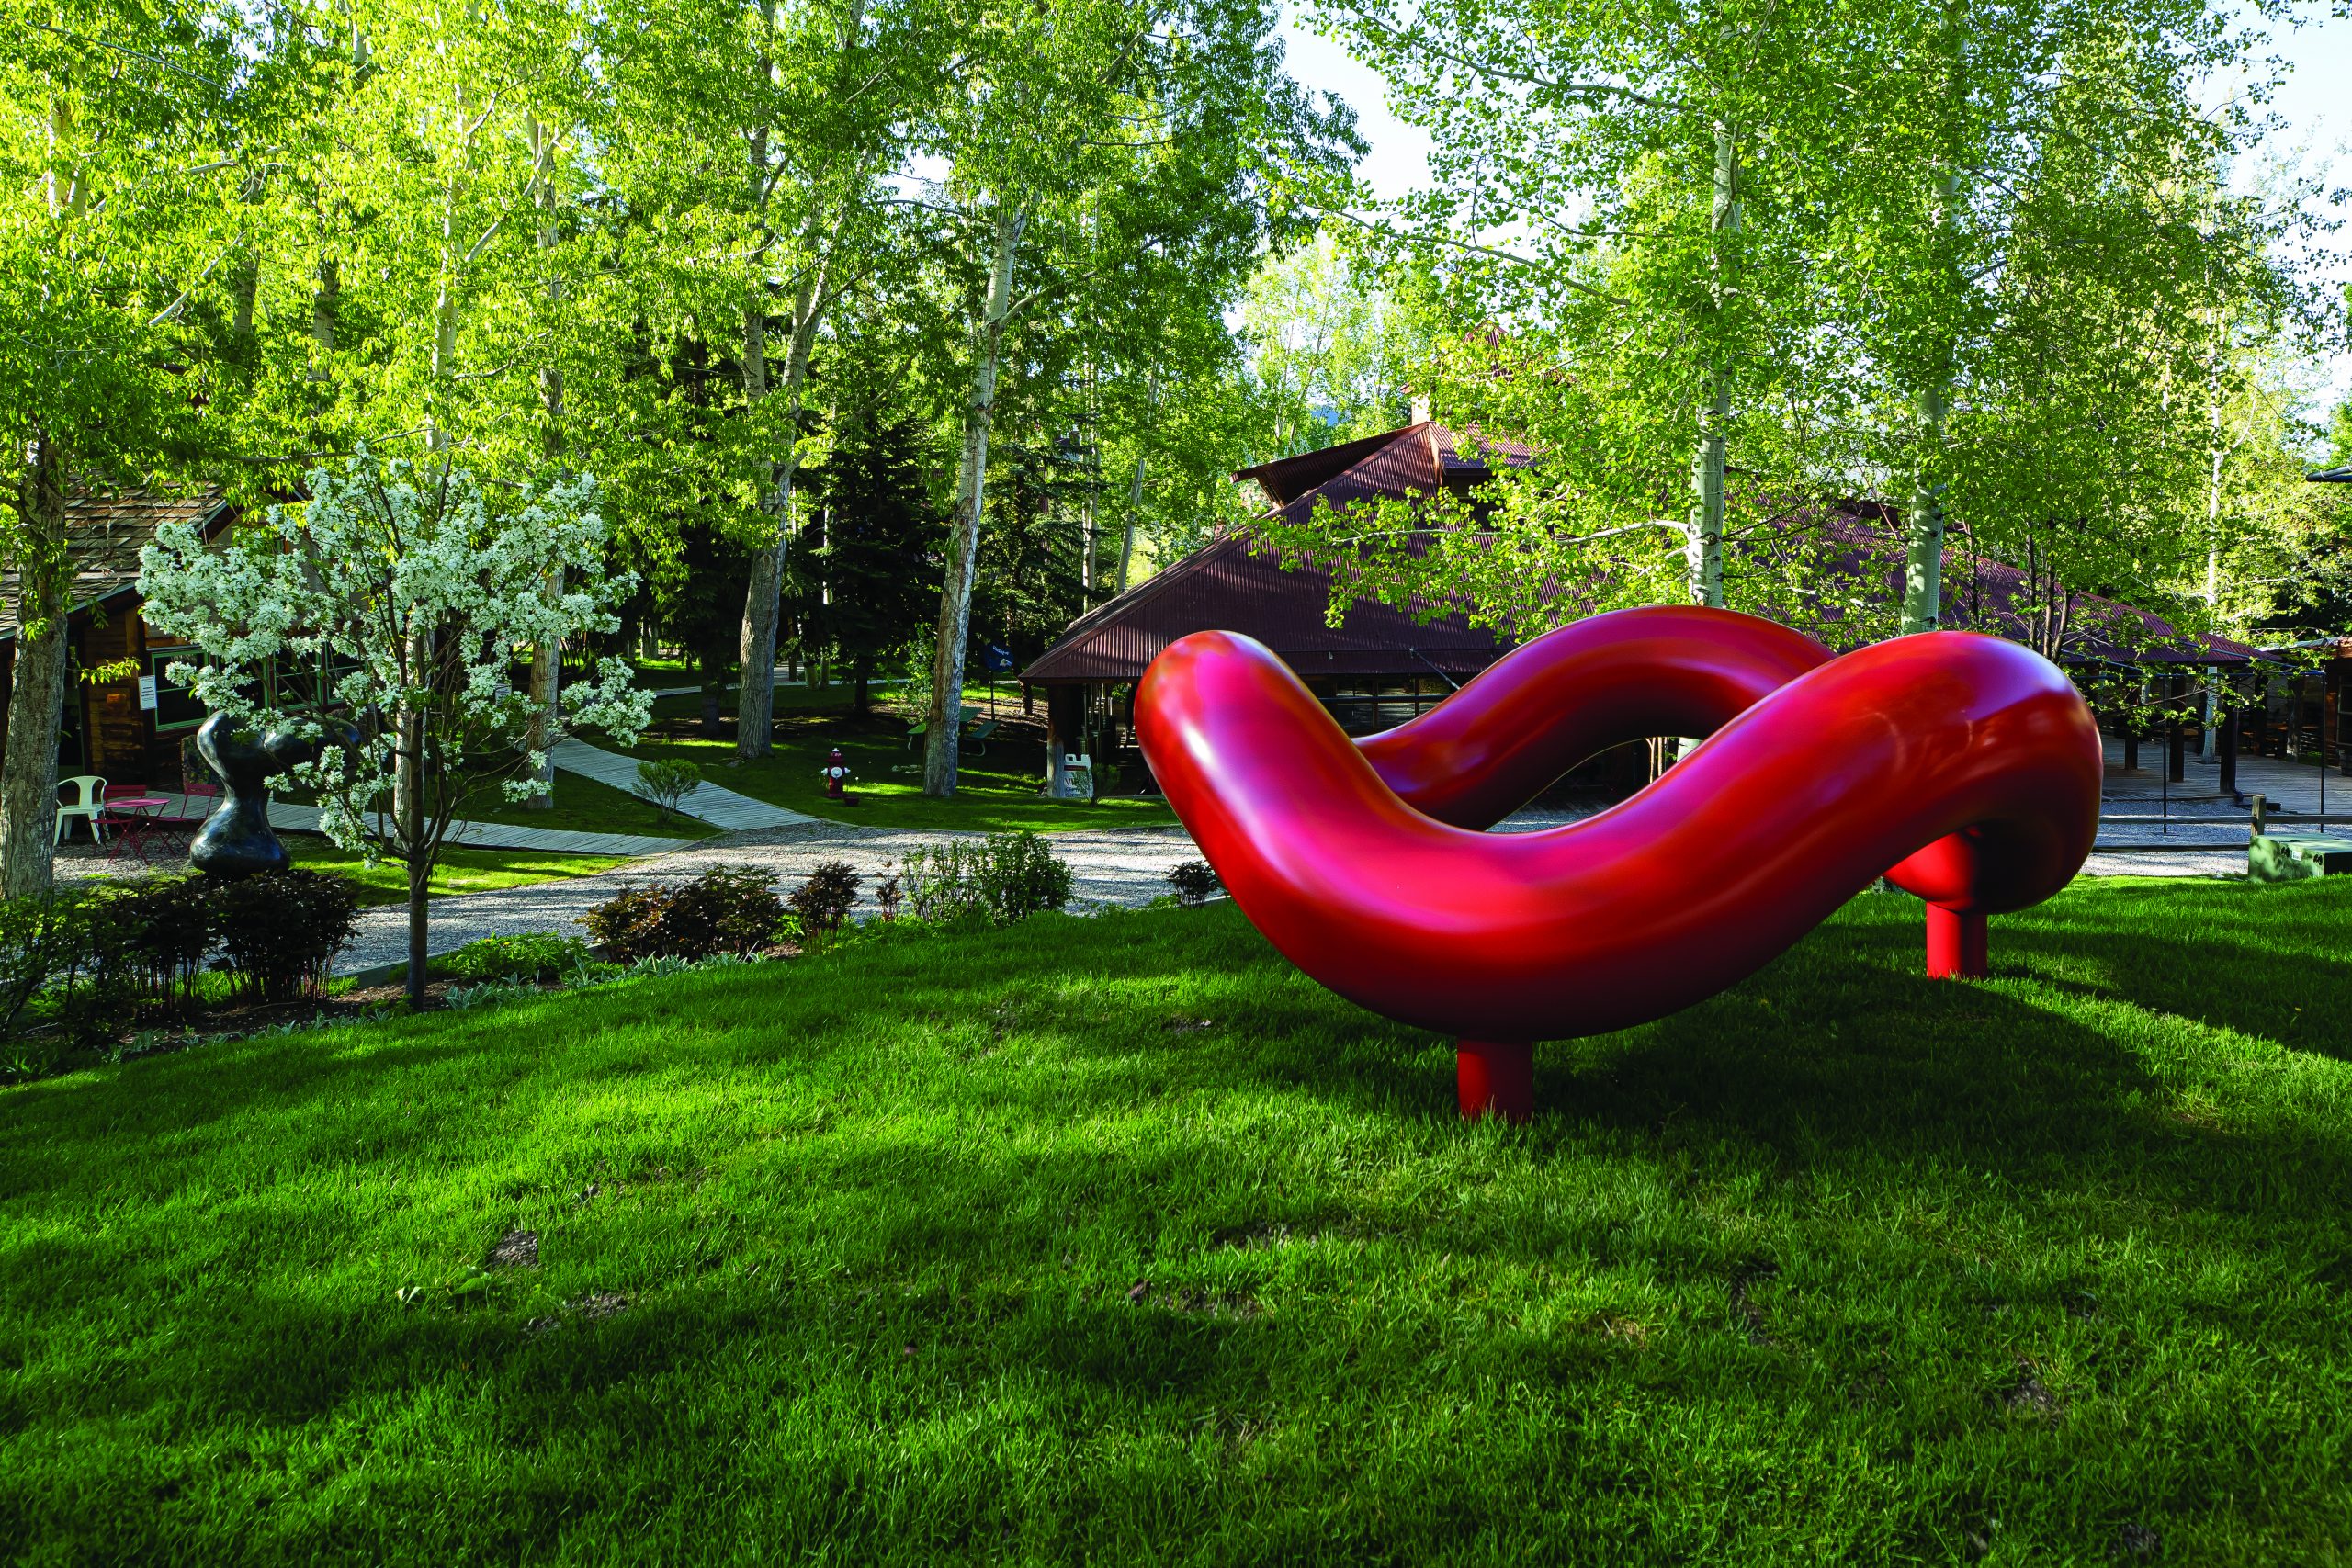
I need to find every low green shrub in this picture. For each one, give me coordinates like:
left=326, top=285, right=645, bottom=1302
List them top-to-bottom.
left=631, top=758, right=703, bottom=823
left=976, top=829, right=1073, bottom=921
left=901, top=830, right=1073, bottom=926
left=900, top=841, right=983, bottom=924
left=1167, top=859, right=1223, bottom=907
left=787, top=861, right=861, bottom=935
left=582, top=867, right=784, bottom=961
left=0, top=869, right=366, bottom=1052
left=208, top=870, right=362, bottom=1003
left=104, top=875, right=215, bottom=1014
left=0, top=893, right=102, bottom=1038
left=443, top=931, right=593, bottom=983
left=443, top=976, right=541, bottom=1011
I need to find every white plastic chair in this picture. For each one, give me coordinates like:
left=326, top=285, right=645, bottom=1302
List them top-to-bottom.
left=55, top=775, right=107, bottom=845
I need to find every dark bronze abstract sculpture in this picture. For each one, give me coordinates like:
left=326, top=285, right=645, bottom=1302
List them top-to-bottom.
left=188, top=712, right=322, bottom=878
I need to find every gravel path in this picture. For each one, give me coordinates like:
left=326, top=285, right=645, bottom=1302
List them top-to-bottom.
left=331, top=820, right=1203, bottom=975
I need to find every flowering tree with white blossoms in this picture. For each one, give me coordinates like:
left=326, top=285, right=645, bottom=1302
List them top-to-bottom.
left=138, top=449, right=652, bottom=1008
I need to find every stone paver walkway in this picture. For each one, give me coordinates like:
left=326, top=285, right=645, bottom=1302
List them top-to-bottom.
left=551, top=738, right=824, bottom=832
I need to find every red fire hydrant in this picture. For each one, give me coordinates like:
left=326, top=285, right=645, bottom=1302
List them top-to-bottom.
left=820, top=747, right=852, bottom=801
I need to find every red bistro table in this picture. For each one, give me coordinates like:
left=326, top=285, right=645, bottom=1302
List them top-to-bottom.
left=100, top=796, right=175, bottom=864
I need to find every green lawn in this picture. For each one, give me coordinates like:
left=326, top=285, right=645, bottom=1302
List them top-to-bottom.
left=614, top=698, right=1177, bottom=834
left=458, top=769, right=719, bottom=842
left=286, top=840, right=634, bottom=906
left=6, top=879, right=2350, bottom=1562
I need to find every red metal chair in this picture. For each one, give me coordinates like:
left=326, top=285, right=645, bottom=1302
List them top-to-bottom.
left=149, top=780, right=220, bottom=855
left=99, top=784, right=171, bottom=863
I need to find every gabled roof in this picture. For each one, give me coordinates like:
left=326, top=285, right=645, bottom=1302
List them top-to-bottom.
left=1235, top=423, right=1532, bottom=510
left=1027, top=424, right=1524, bottom=684
left=0, top=487, right=233, bottom=641
left=1020, top=531, right=1511, bottom=683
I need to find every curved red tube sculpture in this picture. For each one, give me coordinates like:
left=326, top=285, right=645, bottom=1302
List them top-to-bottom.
left=1135, top=606, right=2104, bottom=1120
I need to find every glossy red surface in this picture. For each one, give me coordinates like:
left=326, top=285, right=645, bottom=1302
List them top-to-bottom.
left=1136, top=606, right=2102, bottom=1043
left=1455, top=1040, right=1535, bottom=1122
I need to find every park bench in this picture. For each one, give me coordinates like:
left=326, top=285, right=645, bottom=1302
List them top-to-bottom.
left=904, top=705, right=989, bottom=750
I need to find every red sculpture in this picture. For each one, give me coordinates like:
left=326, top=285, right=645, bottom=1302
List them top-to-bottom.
left=1135, top=606, right=2103, bottom=1121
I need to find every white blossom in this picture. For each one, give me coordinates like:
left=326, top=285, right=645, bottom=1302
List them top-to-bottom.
left=138, top=446, right=653, bottom=861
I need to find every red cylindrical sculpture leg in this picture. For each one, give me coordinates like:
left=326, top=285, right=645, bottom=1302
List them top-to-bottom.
left=1926, top=906, right=1988, bottom=979
left=1457, top=1040, right=1534, bottom=1122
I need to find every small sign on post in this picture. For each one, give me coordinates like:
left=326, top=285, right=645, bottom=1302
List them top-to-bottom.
left=138, top=675, right=159, bottom=711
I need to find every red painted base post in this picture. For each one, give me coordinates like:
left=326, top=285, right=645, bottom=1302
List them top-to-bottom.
left=1926, top=906, right=1988, bottom=979
left=1457, top=1040, right=1534, bottom=1122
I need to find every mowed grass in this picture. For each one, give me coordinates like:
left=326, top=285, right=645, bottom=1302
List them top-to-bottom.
left=621, top=702, right=1177, bottom=834
left=457, top=769, right=720, bottom=842
left=285, top=840, right=635, bottom=907
left=5, top=878, right=2351, bottom=1563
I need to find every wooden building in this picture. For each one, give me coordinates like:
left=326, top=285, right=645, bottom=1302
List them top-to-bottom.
left=1023, top=421, right=2279, bottom=797
left=0, top=488, right=235, bottom=792
left=2251, top=637, right=2349, bottom=777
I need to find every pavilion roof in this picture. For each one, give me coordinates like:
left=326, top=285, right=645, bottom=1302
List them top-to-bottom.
left=1025, top=424, right=1523, bottom=685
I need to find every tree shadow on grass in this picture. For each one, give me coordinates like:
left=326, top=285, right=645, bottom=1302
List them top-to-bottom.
left=9, top=892, right=2347, bottom=1288
left=8, top=897, right=2352, bottom=1562
left=999, top=899, right=2352, bottom=1224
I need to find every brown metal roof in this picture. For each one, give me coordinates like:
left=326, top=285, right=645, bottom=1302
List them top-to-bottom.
left=1233, top=423, right=1532, bottom=509
left=1029, top=424, right=1525, bottom=685
left=1233, top=428, right=1419, bottom=508
left=0, top=486, right=232, bottom=641
left=1803, top=512, right=2266, bottom=666
left=1022, top=531, right=1512, bottom=684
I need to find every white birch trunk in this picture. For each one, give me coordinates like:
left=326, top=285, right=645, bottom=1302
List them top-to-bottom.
left=733, top=0, right=866, bottom=759
left=426, top=77, right=471, bottom=456
left=4, top=104, right=87, bottom=894
left=525, top=113, right=563, bottom=806
left=1686, top=122, right=1737, bottom=612
left=1900, top=159, right=1962, bottom=637
left=429, top=161, right=462, bottom=454
left=923, top=204, right=1023, bottom=798
left=736, top=243, right=823, bottom=759
left=310, top=254, right=337, bottom=382
left=2199, top=327, right=2232, bottom=753
left=1116, top=446, right=1147, bottom=596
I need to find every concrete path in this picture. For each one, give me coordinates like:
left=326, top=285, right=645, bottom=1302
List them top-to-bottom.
left=77, top=719, right=2343, bottom=976
left=551, top=738, right=825, bottom=832
left=331, top=775, right=2305, bottom=978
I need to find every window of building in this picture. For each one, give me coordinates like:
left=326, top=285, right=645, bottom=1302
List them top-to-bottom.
left=146, top=647, right=206, bottom=733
